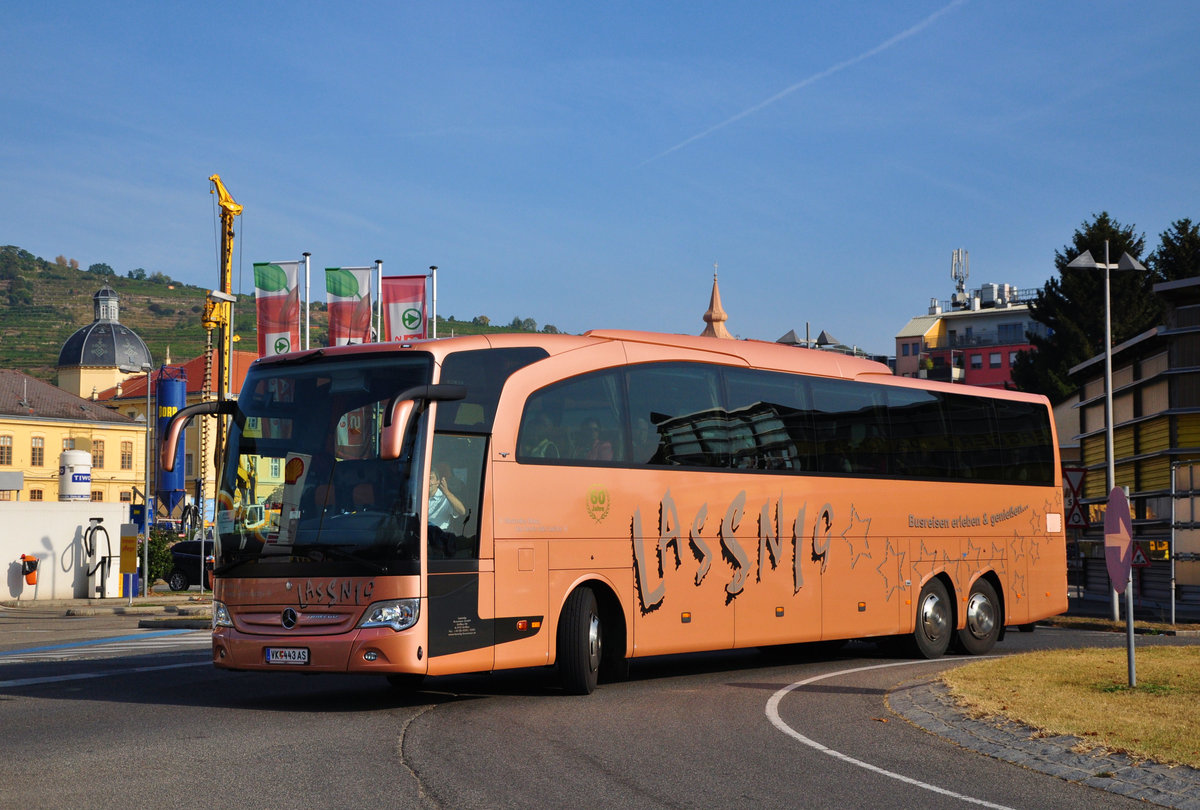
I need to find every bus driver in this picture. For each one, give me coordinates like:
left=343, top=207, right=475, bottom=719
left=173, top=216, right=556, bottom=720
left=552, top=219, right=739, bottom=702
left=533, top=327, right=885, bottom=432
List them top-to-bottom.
left=428, top=462, right=466, bottom=532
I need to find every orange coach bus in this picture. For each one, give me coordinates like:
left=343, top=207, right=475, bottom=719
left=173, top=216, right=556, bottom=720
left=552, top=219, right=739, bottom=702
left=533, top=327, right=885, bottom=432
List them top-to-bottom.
left=162, top=330, right=1067, bottom=694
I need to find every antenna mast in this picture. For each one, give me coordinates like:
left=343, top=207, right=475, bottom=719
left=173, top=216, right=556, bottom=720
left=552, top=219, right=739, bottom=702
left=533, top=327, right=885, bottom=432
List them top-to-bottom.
left=951, top=249, right=970, bottom=309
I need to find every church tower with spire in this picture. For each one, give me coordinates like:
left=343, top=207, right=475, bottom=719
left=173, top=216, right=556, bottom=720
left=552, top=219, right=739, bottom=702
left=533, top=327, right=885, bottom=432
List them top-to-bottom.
left=699, top=268, right=733, bottom=340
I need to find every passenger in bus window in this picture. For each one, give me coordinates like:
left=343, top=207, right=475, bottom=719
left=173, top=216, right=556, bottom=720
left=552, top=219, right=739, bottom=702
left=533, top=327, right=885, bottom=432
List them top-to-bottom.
left=527, top=413, right=561, bottom=459
left=632, top=417, right=656, bottom=463
left=582, top=419, right=613, bottom=461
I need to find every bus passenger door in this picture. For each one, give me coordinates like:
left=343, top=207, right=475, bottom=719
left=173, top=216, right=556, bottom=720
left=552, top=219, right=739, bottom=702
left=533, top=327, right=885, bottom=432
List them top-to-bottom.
left=425, top=434, right=495, bottom=676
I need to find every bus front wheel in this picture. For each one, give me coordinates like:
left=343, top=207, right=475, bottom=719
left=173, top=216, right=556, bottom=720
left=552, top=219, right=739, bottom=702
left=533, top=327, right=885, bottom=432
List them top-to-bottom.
left=912, top=578, right=952, bottom=659
left=956, top=579, right=1000, bottom=655
left=558, top=587, right=601, bottom=695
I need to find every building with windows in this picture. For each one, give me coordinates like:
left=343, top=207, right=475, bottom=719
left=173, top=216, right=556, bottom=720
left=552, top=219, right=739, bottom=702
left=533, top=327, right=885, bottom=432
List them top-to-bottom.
left=1068, top=276, right=1200, bottom=611
left=895, top=281, right=1044, bottom=388
left=0, top=369, right=143, bottom=502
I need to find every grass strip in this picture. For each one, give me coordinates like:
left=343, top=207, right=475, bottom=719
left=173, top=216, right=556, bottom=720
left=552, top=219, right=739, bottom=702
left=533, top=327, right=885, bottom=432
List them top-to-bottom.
left=942, top=647, right=1200, bottom=768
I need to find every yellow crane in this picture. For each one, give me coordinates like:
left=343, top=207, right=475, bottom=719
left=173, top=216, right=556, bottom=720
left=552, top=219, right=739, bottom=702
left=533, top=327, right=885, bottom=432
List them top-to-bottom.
left=203, top=174, right=242, bottom=484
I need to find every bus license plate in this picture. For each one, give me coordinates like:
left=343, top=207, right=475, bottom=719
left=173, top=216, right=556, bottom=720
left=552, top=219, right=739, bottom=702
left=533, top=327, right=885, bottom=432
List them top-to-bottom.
left=265, top=647, right=309, bottom=665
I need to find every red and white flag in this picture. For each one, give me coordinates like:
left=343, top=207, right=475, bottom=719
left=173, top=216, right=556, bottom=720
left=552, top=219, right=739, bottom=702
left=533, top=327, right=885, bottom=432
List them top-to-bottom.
left=253, top=261, right=301, bottom=357
left=325, top=266, right=375, bottom=345
left=381, top=275, right=427, bottom=341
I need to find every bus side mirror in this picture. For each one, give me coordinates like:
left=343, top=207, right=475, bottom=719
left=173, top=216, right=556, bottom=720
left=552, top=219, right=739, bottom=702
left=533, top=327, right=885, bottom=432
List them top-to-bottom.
left=379, top=384, right=467, bottom=461
left=381, top=399, right=416, bottom=460
left=160, top=400, right=237, bottom=472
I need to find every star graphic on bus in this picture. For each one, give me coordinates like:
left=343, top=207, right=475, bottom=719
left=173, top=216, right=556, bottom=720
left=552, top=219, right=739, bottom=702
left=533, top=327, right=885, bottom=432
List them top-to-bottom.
left=842, top=504, right=873, bottom=569
left=1011, top=531, right=1027, bottom=566
left=874, top=538, right=906, bottom=601
left=965, top=538, right=986, bottom=563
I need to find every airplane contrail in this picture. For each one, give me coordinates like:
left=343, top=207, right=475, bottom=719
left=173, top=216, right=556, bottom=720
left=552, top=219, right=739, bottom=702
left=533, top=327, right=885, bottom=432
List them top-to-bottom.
left=641, top=0, right=968, bottom=165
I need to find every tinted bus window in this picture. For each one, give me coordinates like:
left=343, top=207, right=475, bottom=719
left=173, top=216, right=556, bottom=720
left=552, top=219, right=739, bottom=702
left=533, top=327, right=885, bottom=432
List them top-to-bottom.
left=438, top=348, right=548, bottom=433
left=626, top=363, right=724, bottom=467
left=722, top=367, right=814, bottom=471
left=518, top=369, right=626, bottom=464
left=808, top=378, right=888, bottom=475
left=885, top=387, right=954, bottom=478
left=944, top=394, right=997, bottom=480
left=993, top=399, right=1054, bottom=484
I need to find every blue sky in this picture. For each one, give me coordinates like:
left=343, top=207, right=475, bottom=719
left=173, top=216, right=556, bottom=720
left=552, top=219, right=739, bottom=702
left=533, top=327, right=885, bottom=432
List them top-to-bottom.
left=3, top=1, right=1198, bottom=355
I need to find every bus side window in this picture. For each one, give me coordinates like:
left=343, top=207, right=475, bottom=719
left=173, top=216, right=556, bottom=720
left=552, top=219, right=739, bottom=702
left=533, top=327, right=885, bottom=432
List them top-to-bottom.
left=518, top=369, right=625, bottom=465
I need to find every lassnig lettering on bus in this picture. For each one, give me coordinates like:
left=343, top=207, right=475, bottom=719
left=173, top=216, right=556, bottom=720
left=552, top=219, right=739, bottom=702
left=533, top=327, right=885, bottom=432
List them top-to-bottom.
left=631, top=488, right=841, bottom=613
left=631, top=489, right=1045, bottom=617
left=290, top=578, right=375, bottom=609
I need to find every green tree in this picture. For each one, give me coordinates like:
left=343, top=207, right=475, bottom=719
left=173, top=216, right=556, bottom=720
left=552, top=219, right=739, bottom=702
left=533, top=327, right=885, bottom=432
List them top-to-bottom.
left=1011, top=212, right=1155, bottom=402
left=1148, top=218, right=1200, bottom=281
left=87, top=262, right=114, bottom=276
left=127, top=267, right=147, bottom=280
left=472, top=315, right=490, bottom=326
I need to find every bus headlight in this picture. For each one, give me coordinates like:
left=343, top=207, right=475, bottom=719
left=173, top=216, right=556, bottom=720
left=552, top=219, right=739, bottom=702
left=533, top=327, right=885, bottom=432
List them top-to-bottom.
left=358, top=599, right=420, bottom=632
left=212, top=600, right=233, bottom=629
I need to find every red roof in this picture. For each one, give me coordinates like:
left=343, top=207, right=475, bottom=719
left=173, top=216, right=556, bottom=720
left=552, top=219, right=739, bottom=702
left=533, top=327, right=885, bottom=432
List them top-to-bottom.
left=97, top=349, right=260, bottom=401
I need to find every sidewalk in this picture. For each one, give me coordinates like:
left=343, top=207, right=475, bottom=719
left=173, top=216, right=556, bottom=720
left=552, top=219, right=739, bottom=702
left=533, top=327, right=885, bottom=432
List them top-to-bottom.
left=1067, top=587, right=1200, bottom=627
left=0, top=590, right=212, bottom=628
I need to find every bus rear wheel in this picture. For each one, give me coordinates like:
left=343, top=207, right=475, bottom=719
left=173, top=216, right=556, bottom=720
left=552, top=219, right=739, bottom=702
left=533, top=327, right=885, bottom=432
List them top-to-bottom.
left=912, top=578, right=952, bottom=659
left=956, top=579, right=1000, bottom=655
left=558, top=587, right=601, bottom=695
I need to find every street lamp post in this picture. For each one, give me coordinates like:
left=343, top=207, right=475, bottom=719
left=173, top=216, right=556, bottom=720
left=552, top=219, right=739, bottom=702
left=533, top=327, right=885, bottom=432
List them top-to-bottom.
left=1067, top=241, right=1146, bottom=621
left=142, top=363, right=152, bottom=597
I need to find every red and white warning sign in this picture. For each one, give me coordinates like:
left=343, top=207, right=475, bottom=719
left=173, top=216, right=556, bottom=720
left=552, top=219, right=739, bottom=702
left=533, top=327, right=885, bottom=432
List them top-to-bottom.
left=1064, top=468, right=1087, bottom=528
left=1131, top=544, right=1151, bottom=568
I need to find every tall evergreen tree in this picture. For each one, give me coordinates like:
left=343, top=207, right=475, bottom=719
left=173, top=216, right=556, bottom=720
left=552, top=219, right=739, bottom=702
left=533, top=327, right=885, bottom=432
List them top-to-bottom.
left=1011, top=212, right=1155, bottom=401
left=1148, top=218, right=1200, bottom=281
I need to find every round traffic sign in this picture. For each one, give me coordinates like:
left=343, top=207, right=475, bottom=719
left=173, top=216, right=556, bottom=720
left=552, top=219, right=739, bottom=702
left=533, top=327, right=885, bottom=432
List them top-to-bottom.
left=1104, top=486, right=1132, bottom=593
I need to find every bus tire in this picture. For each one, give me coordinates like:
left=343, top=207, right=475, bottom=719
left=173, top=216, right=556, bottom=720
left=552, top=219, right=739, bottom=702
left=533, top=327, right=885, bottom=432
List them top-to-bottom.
left=912, top=578, right=952, bottom=659
left=956, top=579, right=1000, bottom=655
left=558, top=587, right=601, bottom=695
left=386, top=673, right=425, bottom=691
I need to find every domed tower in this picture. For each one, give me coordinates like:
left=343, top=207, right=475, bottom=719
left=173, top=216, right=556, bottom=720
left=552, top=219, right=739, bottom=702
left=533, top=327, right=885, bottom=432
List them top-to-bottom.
left=57, top=284, right=153, bottom=397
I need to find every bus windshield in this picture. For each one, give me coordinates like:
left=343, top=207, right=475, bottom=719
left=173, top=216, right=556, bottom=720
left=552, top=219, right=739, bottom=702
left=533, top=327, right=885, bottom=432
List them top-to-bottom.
left=215, top=353, right=433, bottom=578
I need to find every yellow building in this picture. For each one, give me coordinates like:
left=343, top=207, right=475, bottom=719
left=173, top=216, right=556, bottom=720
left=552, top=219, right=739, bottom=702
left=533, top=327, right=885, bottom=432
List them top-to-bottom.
left=0, top=369, right=145, bottom=502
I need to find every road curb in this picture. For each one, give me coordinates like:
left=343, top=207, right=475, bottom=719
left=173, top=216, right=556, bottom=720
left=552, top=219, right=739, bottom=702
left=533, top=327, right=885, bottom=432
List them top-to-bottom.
left=889, top=677, right=1200, bottom=808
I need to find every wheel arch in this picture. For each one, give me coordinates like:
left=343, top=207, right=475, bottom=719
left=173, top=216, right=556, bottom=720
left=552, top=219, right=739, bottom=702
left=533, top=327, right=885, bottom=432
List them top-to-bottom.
left=914, top=570, right=959, bottom=635
left=552, top=576, right=629, bottom=664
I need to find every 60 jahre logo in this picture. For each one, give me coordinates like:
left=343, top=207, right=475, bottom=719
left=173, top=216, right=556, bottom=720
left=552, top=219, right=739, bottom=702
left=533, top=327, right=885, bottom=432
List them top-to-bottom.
left=586, top=486, right=610, bottom=523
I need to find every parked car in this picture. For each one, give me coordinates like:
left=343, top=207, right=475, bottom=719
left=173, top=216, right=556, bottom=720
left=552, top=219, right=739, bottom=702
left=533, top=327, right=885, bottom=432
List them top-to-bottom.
left=167, top=540, right=213, bottom=591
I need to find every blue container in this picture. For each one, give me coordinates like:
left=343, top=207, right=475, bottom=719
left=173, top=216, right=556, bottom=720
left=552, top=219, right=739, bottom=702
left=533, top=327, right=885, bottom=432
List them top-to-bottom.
left=156, top=372, right=188, bottom=515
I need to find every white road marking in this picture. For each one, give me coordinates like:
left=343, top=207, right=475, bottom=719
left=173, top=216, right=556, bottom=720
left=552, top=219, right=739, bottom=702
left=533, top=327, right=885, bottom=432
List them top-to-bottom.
left=0, top=631, right=211, bottom=664
left=766, top=659, right=1014, bottom=810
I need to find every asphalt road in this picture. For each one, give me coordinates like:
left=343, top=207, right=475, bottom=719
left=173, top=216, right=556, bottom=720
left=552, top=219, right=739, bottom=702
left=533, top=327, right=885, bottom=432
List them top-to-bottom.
left=1, top=607, right=1196, bottom=809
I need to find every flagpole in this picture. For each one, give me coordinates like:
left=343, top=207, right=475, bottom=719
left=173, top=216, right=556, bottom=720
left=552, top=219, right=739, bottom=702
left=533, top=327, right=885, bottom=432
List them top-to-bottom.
left=302, top=252, right=311, bottom=350
left=374, top=259, right=383, bottom=343
left=430, top=265, right=438, bottom=339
